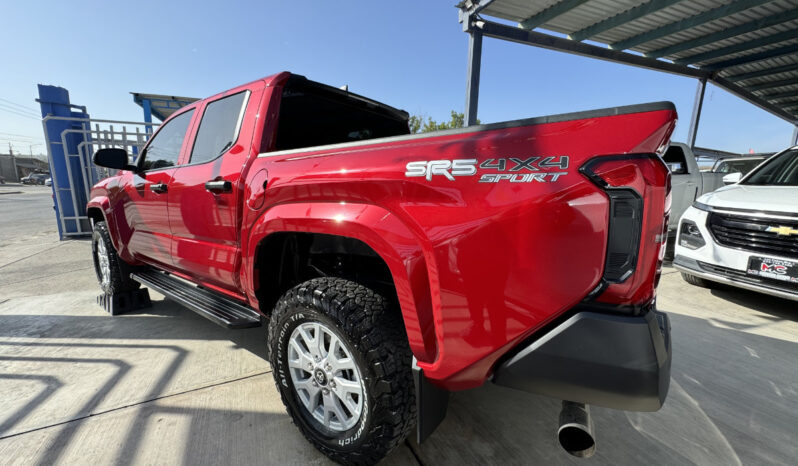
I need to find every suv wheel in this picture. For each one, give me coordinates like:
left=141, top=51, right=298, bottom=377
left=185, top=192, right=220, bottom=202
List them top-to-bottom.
left=92, top=221, right=140, bottom=295
left=680, top=272, right=713, bottom=288
left=268, top=277, right=415, bottom=465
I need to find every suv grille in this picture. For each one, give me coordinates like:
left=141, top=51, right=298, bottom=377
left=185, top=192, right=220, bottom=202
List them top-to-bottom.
left=708, top=212, right=798, bottom=259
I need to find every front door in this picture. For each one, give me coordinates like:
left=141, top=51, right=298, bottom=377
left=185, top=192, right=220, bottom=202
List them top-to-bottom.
left=168, top=89, right=253, bottom=293
left=123, top=108, right=195, bottom=268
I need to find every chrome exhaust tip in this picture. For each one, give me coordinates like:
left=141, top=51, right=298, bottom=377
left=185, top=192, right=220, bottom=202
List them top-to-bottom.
left=558, top=401, right=596, bottom=458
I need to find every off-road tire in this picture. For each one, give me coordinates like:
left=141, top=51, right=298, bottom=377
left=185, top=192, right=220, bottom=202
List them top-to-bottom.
left=92, top=221, right=140, bottom=295
left=681, top=272, right=713, bottom=288
left=268, top=277, right=415, bottom=465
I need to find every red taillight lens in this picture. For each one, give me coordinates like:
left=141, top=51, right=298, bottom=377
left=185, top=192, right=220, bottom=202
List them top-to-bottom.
left=581, top=154, right=670, bottom=311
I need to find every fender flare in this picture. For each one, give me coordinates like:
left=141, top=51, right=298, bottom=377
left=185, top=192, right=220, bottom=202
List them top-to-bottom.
left=86, top=196, right=131, bottom=262
left=245, top=202, right=438, bottom=363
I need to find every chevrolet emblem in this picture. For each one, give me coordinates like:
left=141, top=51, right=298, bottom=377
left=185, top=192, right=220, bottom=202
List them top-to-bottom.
left=766, top=225, right=798, bottom=236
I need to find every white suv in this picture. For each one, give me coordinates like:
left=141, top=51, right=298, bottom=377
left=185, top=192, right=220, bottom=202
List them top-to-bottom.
left=674, top=146, right=798, bottom=301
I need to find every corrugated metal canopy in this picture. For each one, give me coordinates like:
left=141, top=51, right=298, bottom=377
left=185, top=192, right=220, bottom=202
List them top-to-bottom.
left=472, top=0, right=798, bottom=122
left=131, top=93, right=199, bottom=121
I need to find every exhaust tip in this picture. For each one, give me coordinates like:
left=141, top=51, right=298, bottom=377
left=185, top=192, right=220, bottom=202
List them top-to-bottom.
left=558, top=401, right=596, bottom=458
left=558, top=423, right=596, bottom=458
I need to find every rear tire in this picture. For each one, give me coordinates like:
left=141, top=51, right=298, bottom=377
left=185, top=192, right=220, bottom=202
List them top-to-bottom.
left=92, top=221, right=140, bottom=295
left=663, top=236, right=676, bottom=262
left=681, top=272, right=713, bottom=288
left=268, top=277, right=415, bottom=465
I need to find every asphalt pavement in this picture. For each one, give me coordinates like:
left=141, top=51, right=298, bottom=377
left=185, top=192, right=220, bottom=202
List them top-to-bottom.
left=1, top=187, right=797, bottom=465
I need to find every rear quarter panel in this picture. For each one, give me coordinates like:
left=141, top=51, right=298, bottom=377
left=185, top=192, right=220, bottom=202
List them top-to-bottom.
left=246, top=106, right=676, bottom=388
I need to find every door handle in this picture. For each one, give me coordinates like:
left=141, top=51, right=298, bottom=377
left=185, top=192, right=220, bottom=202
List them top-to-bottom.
left=205, top=180, right=232, bottom=194
left=149, top=183, right=168, bottom=194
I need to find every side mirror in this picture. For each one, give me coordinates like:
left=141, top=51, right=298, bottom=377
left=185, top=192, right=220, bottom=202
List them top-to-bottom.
left=93, top=148, right=136, bottom=171
left=666, top=162, right=686, bottom=175
left=723, top=172, right=742, bottom=185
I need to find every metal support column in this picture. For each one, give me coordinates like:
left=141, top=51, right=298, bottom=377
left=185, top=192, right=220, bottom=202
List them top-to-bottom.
left=465, top=28, right=483, bottom=127
left=686, top=77, right=707, bottom=149
left=141, top=98, right=154, bottom=134
left=792, top=125, right=798, bottom=146
left=9, top=148, right=18, bottom=182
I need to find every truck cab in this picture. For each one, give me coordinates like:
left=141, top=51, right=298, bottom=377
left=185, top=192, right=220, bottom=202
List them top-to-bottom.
left=663, top=142, right=725, bottom=236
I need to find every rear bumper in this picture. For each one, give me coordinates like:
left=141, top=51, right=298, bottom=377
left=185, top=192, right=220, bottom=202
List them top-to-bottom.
left=492, top=308, right=671, bottom=412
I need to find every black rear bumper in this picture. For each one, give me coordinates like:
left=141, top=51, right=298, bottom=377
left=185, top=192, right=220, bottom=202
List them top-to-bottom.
left=492, top=308, right=671, bottom=412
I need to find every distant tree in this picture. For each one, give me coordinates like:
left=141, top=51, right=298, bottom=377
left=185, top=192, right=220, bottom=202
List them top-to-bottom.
left=409, top=111, right=479, bottom=133
left=408, top=114, right=423, bottom=134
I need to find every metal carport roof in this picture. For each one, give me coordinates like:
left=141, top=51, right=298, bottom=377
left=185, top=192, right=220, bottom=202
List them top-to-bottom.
left=458, top=0, right=798, bottom=146
left=131, top=92, right=199, bottom=122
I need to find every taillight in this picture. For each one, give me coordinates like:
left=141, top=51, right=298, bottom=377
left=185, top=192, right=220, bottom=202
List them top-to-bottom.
left=580, top=154, right=670, bottom=312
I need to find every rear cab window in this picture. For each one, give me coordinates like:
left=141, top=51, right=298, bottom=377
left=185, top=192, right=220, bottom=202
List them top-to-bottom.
left=272, top=76, right=409, bottom=151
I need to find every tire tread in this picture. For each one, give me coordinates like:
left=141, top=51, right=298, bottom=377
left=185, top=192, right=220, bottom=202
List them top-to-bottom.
left=268, top=277, right=415, bottom=465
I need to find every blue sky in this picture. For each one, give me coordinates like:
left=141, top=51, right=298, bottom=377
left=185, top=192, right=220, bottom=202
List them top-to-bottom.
left=1, top=0, right=794, bottom=156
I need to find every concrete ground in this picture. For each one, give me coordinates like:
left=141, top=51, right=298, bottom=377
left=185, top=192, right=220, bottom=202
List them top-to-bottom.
left=1, top=186, right=797, bottom=465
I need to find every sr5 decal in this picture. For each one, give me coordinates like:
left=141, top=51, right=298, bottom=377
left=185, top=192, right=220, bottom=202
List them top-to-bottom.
left=405, top=156, right=569, bottom=182
left=405, top=159, right=478, bottom=181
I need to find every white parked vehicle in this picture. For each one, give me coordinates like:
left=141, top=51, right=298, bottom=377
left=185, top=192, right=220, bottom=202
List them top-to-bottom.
left=674, top=146, right=798, bottom=301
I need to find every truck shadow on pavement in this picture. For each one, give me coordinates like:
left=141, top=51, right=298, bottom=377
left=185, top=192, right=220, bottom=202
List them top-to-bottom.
left=2, top=295, right=798, bottom=465
left=0, top=297, right=418, bottom=464
left=0, top=297, right=269, bottom=359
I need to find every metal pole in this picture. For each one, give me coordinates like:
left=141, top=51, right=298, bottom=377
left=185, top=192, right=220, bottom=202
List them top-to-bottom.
left=465, top=28, right=483, bottom=127
left=686, top=77, right=707, bottom=149
left=142, top=98, right=153, bottom=134
left=41, top=117, right=68, bottom=238
left=792, top=125, right=798, bottom=146
left=8, top=143, right=18, bottom=182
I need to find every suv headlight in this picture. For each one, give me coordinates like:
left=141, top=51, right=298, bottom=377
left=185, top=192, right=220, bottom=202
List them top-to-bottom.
left=679, top=219, right=705, bottom=249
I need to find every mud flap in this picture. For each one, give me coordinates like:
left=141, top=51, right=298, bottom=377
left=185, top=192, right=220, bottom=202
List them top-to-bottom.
left=412, top=358, right=450, bottom=443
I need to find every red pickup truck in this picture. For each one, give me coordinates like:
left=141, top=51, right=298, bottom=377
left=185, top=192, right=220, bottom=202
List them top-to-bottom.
left=89, top=72, right=674, bottom=464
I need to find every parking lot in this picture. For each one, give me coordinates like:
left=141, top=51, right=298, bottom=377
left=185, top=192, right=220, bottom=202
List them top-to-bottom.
left=1, top=186, right=797, bottom=465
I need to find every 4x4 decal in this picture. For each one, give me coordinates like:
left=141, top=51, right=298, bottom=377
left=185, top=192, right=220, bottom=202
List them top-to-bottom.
left=405, top=156, right=569, bottom=182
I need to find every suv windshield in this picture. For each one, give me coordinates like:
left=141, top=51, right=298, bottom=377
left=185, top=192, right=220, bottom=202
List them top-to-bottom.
left=743, top=149, right=798, bottom=186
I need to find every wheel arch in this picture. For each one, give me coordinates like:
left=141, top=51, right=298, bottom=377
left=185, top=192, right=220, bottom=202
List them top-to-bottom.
left=87, top=196, right=137, bottom=264
left=86, top=198, right=118, bottom=249
left=245, top=202, right=437, bottom=363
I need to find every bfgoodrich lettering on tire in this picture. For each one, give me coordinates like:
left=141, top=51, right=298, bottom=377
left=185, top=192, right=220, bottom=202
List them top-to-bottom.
left=268, top=277, right=415, bottom=465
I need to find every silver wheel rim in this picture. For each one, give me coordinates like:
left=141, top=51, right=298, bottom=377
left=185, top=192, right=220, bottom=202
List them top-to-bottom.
left=96, top=237, right=111, bottom=287
left=288, top=321, right=364, bottom=432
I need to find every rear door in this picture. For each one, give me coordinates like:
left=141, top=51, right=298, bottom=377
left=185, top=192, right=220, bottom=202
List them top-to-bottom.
left=167, top=87, right=257, bottom=293
left=123, top=108, right=195, bottom=267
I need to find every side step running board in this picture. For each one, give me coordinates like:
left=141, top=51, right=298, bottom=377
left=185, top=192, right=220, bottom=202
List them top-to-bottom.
left=131, top=270, right=262, bottom=329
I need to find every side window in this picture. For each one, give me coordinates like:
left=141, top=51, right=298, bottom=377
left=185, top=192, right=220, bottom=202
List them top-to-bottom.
left=189, top=92, right=248, bottom=164
left=141, top=110, right=194, bottom=171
